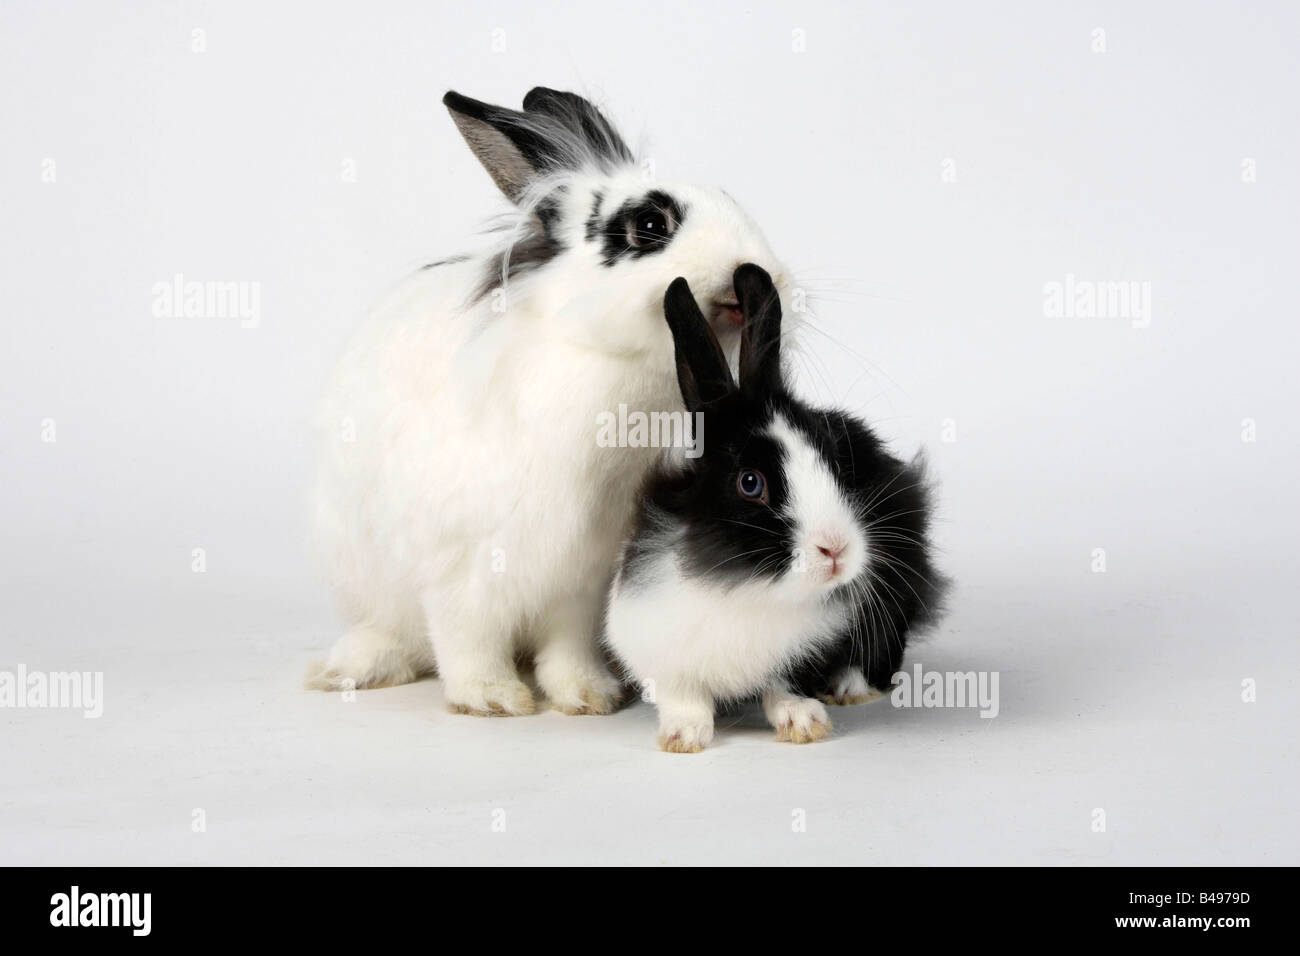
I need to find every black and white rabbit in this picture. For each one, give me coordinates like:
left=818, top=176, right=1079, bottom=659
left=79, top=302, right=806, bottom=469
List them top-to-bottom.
left=307, top=89, right=793, bottom=716
left=604, top=265, right=945, bottom=752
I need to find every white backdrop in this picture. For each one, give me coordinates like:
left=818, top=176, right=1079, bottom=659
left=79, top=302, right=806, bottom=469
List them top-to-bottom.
left=1, top=0, right=1297, bottom=864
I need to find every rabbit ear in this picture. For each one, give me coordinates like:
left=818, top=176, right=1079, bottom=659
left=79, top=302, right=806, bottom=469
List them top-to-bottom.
left=521, top=87, right=633, bottom=165
left=444, top=89, right=632, bottom=204
left=442, top=91, right=566, bottom=203
left=734, top=263, right=784, bottom=394
left=663, top=278, right=736, bottom=413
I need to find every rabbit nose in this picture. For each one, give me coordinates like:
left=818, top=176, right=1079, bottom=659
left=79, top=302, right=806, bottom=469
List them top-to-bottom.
left=816, top=541, right=846, bottom=560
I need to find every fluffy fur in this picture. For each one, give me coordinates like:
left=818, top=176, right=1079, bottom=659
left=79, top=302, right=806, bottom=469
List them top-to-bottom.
left=307, top=88, right=792, bottom=716
left=604, top=265, right=945, bottom=751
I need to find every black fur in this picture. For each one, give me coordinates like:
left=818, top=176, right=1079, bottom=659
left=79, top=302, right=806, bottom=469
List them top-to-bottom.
left=520, top=87, right=634, bottom=165
left=442, top=88, right=639, bottom=302
left=443, top=88, right=630, bottom=189
left=442, top=89, right=690, bottom=304
left=472, top=185, right=569, bottom=302
left=584, top=190, right=605, bottom=242
left=598, top=190, right=686, bottom=266
left=472, top=227, right=564, bottom=302
left=420, top=254, right=470, bottom=271
left=734, top=262, right=783, bottom=395
left=624, top=266, right=946, bottom=696
left=663, top=276, right=733, bottom=411
left=629, top=397, right=796, bottom=589
left=784, top=410, right=945, bottom=695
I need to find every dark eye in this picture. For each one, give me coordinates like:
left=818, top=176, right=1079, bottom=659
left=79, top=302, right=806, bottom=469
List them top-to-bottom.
left=627, top=204, right=673, bottom=247
left=737, top=468, right=768, bottom=504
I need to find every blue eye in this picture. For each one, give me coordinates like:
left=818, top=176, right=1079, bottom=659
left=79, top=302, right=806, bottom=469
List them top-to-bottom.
left=737, top=469, right=767, bottom=502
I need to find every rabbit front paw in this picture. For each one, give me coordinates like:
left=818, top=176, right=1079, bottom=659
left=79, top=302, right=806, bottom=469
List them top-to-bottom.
left=818, top=667, right=885, bottom=706
left=540, top=668, right=624, bottom=716
left=444, top=677, right=537, bottom=716
left=656, top=695, right=715, bottom=753
left=769, top=697, right=833, bottom=744
left=657, top=719, right=715, bottom=753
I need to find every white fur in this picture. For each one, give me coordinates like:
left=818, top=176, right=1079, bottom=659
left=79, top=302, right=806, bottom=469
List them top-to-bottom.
left=308, top=165, right=790, bottom=716
left=605, top=412, right=867, bottom=750
left=770, top=413, right=867, bottom=587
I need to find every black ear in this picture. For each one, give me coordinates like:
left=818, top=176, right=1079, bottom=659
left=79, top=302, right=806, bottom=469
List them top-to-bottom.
left=522, top=87, right=633, bottom=165
left=443, top=89, right=631, bottom=204
left=441, top=91, right=563, bottom=203
left=734, top=263, right=784, bottom=394
left=663, top=278, right=736, bottom=413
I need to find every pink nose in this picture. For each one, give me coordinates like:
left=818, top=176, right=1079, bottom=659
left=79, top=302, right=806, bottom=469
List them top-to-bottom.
left=817, top=542, right=846, bottom=560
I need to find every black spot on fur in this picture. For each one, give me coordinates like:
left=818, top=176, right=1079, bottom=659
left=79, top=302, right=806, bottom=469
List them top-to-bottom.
left=472, top=186, right=569, bottom=302
left=585, top=190, right=604, bottom=242
left=598, top=190, right=686, bottom=266
left=535, top=193, right=563, bottom=232
left=472, top=229, right=563, bottom=302
left=420, top=255, right=470, bottom=271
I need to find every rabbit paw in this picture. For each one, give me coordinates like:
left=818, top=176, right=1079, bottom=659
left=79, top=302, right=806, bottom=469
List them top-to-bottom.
left=304, top=626, right=425, bottom=691
left=818, top=668, right=885, bottom=706
left=543, top=670, right=624, bottom=716
left=445, top=677, right=537, bottom=716
left=656, top=694, right=715, bottom=753
left=771, top=697, right=833, bottom=744
left=658, top=722, right=714, bottom=753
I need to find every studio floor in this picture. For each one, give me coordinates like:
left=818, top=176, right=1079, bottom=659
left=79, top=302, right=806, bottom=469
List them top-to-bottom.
left=3, top=560, right=1294, bottom=866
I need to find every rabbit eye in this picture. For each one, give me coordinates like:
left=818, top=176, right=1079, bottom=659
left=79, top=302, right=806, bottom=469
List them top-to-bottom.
left=598, top=191, right=685, bottom=265
left=626, top=203, right=675, bottom=248
left=737, top=469, right=769, bottom=504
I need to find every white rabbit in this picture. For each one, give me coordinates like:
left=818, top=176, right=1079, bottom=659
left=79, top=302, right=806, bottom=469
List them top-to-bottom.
left=307, top=88, right=792, bottom=716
